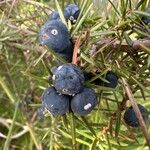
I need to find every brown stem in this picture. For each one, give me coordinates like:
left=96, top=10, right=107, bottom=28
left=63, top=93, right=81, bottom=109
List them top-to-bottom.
left=72, top=36, right=81, bottom=65
left=94, top=38, right=150, bottom=53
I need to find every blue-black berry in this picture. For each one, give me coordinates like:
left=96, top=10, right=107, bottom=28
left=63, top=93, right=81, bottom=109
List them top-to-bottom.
left=64, top=4, right=80, bottom=24
left=141, top=8, right=150, bottom=25
left=49, top=10, right=60, bottom=20
left=39, top=20, right=73, bottom=62
left=52, top=63, right=85, bottom=96
left=84, top=71, right=103, bottom=85
left=84, top=71, right=118, bottom=88
left=84, top=71, right=95, bottom=81
left=105, top=71, right=118, bottom=88
left=38, top=87, right=70, bottom=117
left=71, top=87, right=97, bottom=116
left=124, top=104, right=149, bottom=127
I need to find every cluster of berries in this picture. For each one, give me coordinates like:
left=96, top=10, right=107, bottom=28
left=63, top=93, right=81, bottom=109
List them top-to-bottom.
left=38, top=3, right=149, bottom=127
left=37, top=4, right=120, bottom=117
left=38, top=4, right=98, bottom=117
left=39, top=4, right=79, bottom=62
left=38, top=63, right=97, bottom=116
left=38, top=63, right=120, bottom=117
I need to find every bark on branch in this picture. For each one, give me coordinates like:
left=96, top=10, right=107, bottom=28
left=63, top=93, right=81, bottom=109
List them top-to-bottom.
left=94, top=38, right=150, bottom=53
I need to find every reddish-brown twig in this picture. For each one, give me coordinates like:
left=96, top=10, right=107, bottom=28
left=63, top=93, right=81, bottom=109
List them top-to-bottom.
left=72, top=36, right=81, bottom=65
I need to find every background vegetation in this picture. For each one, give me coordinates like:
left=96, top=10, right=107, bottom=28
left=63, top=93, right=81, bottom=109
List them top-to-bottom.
left=0, top=0, right=150, bottom=149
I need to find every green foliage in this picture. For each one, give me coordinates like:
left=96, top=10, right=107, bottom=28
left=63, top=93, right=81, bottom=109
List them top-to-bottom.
left=0, top=0, right=150, bottom=149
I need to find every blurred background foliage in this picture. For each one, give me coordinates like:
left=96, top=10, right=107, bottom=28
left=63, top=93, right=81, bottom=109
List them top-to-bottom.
left=0, top=0, right=150, bottom=149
